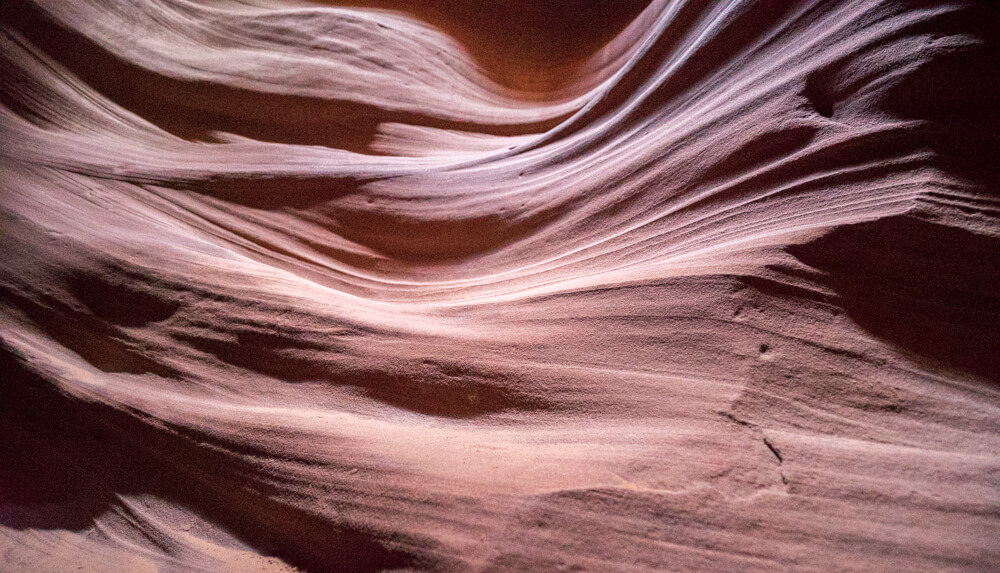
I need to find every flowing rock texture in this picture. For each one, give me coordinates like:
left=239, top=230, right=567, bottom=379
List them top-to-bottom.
left=1, top=0, right=999, bottom=571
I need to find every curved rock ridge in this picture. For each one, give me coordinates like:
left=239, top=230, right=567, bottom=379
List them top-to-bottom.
left=1, top=1, right=999, bottom=571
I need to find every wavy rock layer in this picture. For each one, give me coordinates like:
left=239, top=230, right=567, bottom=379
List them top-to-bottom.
left=2, top=1, right=999, bottom=571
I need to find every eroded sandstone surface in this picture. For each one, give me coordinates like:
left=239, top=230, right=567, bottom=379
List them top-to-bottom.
left=1, top=1, right=998, bottom=571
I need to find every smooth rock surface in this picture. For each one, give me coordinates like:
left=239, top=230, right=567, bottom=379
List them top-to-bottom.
left=1, top=1, right=998, bottom=571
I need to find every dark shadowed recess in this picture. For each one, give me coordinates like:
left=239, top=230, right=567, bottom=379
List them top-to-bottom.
left=0, top=0, right=569, bottom=152
left=312, top=0, right=653, bottom=94
left=809, top=0, right=1000, bottom=191
left=784, top=2, right=1000, bottom=383
left=881, top=38, right=1000, bottom=191
left=184, top=172, right=571, bottom=263
left=187, top=174, right=370, bottom=210
left=179, top=178, right=570, bottom=263
left=328, top=201, right=570, bottom=262
left=787, top=214, right=1000, bottom=384
left=68, top=270, right=181, bottom=328
left=0, top=285, right=181, bottom=377
left=174, top=328, right=548, bottom=418
left=0, top=347, right=420, bottom=572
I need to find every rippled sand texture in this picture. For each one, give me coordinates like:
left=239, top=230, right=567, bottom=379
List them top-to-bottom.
left=2, top=0, right=999, bottom=571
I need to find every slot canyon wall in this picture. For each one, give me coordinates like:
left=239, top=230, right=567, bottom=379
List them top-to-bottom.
left=1, top=0, right=999, bottom=571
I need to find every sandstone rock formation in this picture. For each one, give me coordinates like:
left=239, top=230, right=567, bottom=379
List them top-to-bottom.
left=1, top=1, right=998, bottom=571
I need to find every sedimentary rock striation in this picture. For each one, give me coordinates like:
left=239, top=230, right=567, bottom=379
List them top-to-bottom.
left=1, top=0, right=998, bottom=571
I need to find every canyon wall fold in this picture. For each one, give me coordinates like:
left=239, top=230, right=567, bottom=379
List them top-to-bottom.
left=1, top=1, right=999, bottom=571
